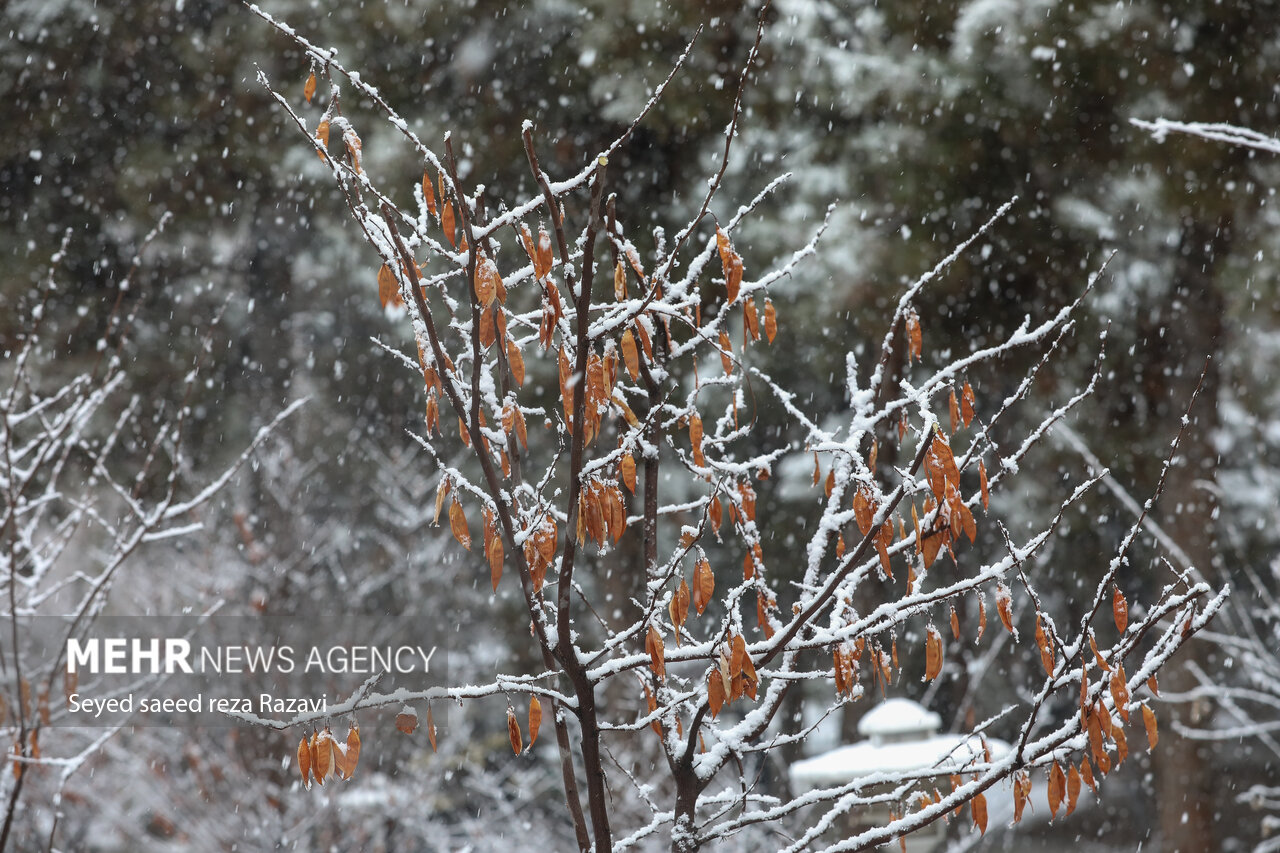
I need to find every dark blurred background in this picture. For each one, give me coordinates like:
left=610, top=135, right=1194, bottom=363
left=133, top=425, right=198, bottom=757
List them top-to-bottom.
left=3, top=1, right=1279, bottom=850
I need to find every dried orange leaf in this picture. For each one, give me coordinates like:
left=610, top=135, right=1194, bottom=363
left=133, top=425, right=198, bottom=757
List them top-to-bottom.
left=304, top=71, right=317, bottom=103
left=315, top=119, right=330, bottom=162
left=423, top=170, right=438, bottom=218
left=442, top=200, right=457, bottom=249
left=614, top=259, right=627, bottom=301
left=763, top=298, right=777, bottom=344
left=620, top=329, right=640, bottom=381
left=689, top=415, right=706, bottom=468
left=978, top=459, right=989, bottom=512
left=449, top=498, right=471, bottom=551
left=693, top=559, right=715, bottom=616
left=1113, top=586, right=1128, bottom=634
left=646, top=625, right=666, bottom=680
left=925, top=625, right=943, bottom=680
left=528, top=697, right=542, bottom=749
left=1142, top=704, right=1158, bottom=750
left=426, top=707, right=437, bottom=751
left=507, top=707, right=522, bottom=755
left=396, top=708, right=418, bottom=735
left=344, top=725, right=361, bottom=780
left=297, top=735, right=312, bottom=789
left=1048, top=760, right=1065, bottom=819
left=1066, top=764, right=1081, bottom=815
left=971, top=792, right=988, bottom=835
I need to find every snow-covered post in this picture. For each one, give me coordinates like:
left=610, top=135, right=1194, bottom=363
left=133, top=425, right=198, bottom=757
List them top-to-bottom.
left=244, top=5, right=1226, bottom=851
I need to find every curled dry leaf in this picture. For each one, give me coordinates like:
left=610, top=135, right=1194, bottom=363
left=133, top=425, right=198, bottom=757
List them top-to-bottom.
left=304, top=71, right=317, bottom=104
left=315, top=120, right=330, bottom=161
left=423, top=170, right=437, bottom=218
left=442, top=200, right=457, bottom=249
left=614, top=259, right=626, bottom=301
left=377, top=263, right=403, bottom=309
left=763, top=298, right=777, bottom=344
left=620, top=329, right=640, bottom=381
left=506, top=338, right=526, bottom=387
left=689, top=414, right=705, bottom=468
left=620, top=452, right=637, bottom=493
left=978, top=459, right=989, bottom=511
left=449, top=498, right=471, bottom=551
left=693, top=559, right=715, bottom=616
left=995, top=584, right=1015, bottom=635
left=1113, top=586, right=1128, bottom=634
left=646, top=625, right=665, bottom=680
left=924, top=625, right=943, bottom=680
left=1110, top=664, right=1130, bottom=722
left=707, top=667, right=726, bottom=718
left=528, top=697, right=542, bottom=749
left=1142, top=703, right=1158, bottom=750
left=427, top=706, right=438, bottom=752
left=396, top=707, right=418, bottom=735
left=507, top=707, right=523, bottom=755
left=344, top=725, right=361, bottom=780
left=297, top=735, right=312, bottom=789
left=1048, top=760, right=1065, bottom=819
left=1066, top=763, right=1081, bottom=816
left=971, top=792, right=988, bottom=835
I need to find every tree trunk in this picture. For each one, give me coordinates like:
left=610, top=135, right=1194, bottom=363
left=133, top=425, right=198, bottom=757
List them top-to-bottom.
left=1152, top=217, right=1227, bottom=853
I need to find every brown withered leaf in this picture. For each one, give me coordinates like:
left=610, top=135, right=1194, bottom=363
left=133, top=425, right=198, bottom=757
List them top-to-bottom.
left=304, top=71, right=317, bottom=104
left=315, top=120, right=330, bottom=161
left=423, top=170, right=437, bottom=218
left=442, top=200, right=457, bottom=249
left=535, top=226, right=553, bottom=279
left=727, top=255, right=743, bottom=304
left=474, top=257, right=499, bottom=307
left=614, top=259, right=627, bottom=301
left=377, top=263, right=403, bottom=309
left=744, top=298, right=760, bottom=340
left=764, top=298, right=777, bottom=344
left=905, top=308, right=922, bottom=362
left=620, top=330, right=640, bottom=381
left=719, top=330, right=733, bottom=374
left=961, top=381, right=976, bottom=427
left=949, top=389, right=960, bottom=435
left=689, top=415, right=706, bottom=468
left=620, top=453, right=637, bottom=493
left=978, top=459, right=990, bottom=511
left=449, top=498, right=471, bottom=551
left=487, top=534, right=504, bottom=591
left=693, top=559, right=715, bottom=616
left=669, top=578, right=691, bottom=640
left=996, top=584, right=1015, bottom=634
left=1113, top=586, right=1128, bottom=634
left=950, top=606, right=960, bottom=640
left=1035, top=617, right=1054, bottom=676
left=646, top=625, right=666, bottom=680
left=925, top=625, right=943, bottom=680
left=1110, top=664, right=1130, bottom=722
left=708, top=667, right=726, bottom=718
left=1147, top=674, right=1159, bottom=696
left=644, top=684, right=662, bottom=737
left=528, top=697, right=542, bottom=749
left=1142, top=703, right=1158, bottom=750
left=426, top=707, right=437, bottom=751
left=507, top=707, right=523, bottom=755
left=396, top=708, right=418, bottom=735
left=343, top=725, right=361, bottom=780
left=314, top=728, right=333, bottom=784
left=297, top=735, right=312, bottom=789
left=1080, top=757, right=1097, bottom=793
left=1048, top=760, right=1065, bottom=819
left=1066, top=763, right=1081, bottom=815
left=1013, top=772, right=1029, bottom=823
left=972, top=792, right=988, bottom=835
